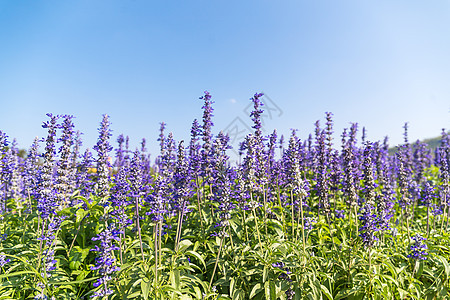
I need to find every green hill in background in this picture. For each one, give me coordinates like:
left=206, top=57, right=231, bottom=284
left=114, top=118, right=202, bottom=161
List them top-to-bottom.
left=388, top=131, right=449, bottom=155
left=421, top=136, right=443, bottom=151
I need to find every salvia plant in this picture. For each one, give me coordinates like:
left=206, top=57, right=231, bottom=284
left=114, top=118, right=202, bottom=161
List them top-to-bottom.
left=0, top=92, right=449, bottom=300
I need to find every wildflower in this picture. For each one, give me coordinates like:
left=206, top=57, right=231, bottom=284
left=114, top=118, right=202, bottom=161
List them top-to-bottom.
left=200, top=91, right=214, bottom=180
left=38, top=114, right=59, bottom=220
left=93, top=114, right=112, bottom=201
left=55, top=115, right=75, bottom=208
left=188, top=119, right=202, bottom=178
left=0, top=131, right=9, bottom=213
left=114, top=134, right=126, bottom=169
left=23, top=138, right=41, bottom=201
left=76, top=149, right=94, bottom=198
left=420, top=181, right=435, bottom=207
left=358, top=204, right=379, bottom=247
left=432, top=204, right=443, bottom=216
left=335, top=209, right=345, bottom=219
left=37, top=217, right=64, bottom=277
left=303, top=217, right=316, bottom=231
left=90, top=225, right=121, bottom=297
left=407, top=234, right=428, bottom=260
left=42, top=249, right=57, bottom=276
left=0, top=252, right=10, bottom=267
left=272, top=261, right=292, bottom=281
left=272, top=262, right=285, bottom=268
left=34, top=282, right=47, bottom=300
left=285, top=289, right=295, bottom=300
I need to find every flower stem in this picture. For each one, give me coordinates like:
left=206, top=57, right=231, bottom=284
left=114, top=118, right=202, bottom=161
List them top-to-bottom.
left=135, top=197, right=145, bottom=261
left=209, top=231, right=225, bottom=290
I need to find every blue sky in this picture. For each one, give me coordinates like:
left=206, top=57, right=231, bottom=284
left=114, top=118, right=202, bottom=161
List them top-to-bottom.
left=0, top=0, right=449, bottom=159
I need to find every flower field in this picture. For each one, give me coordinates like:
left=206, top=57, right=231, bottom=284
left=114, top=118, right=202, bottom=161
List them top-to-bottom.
left=0, top=91, right=449, bottom=300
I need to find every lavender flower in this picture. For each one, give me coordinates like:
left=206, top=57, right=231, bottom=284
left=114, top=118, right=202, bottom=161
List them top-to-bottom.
left=200, top=91, right=214, bottom=180
left=250, top=92, right=264, bottom=139
left=325, top=112, right=334, bottom=154
left=38, top=114, right=59, bottom=220
left=93, top=114, right=112, bottom=201
left=55, top=115, right=75, bottom=209
left=188, top=119, right=202, bottom=179
left=154, top=123, right=167, bottom=171
left=342, top=127, right=358, bottom=210
left=315, top=130, right=331, bottom=216
left=0, top=131, right=9, bottom=213
left=115, top=134, right=126, bottom=169
left=23, top=138, right=41, bottom=201
left=412, top=140, right=432, bottom=184
left=4, top=141, right=22, bottom=209
left=173, top=141, right=193, bottom=212
left=362, top=143, right=376, bottom=207
left=396, top=145, right=413, bottom=210
left=438, top=147, right=449, bottom=205
left=76, top=149, right=94, bottom=198
left=110, top=166, right=132, bottom=231
left=212, top=168, right=235, bottom=231
left=420, top=181, right=435, bottom=207
left=358, top=204, right=379, bottom=247
left=432, top=204, right=443, bottom=216
left=335, top=209, right=345, bottom=219
left=38, top=216, right=65, bottom=278
left=37, top=217, right=64, bottom=247
left=303, top=217, right=316, bottom=231
left=90, top=225, right=121, bottom=298
left=407, top=234, right=428, bottom=260
left=42, top=248, right=57, bottom=276
left=0, top=252, right=10, bottom=267
left=272, top=261, right=292, bottom=282
left=272, top=262, right=287, bottom=269
left=285, top=289, right=295, bottom=300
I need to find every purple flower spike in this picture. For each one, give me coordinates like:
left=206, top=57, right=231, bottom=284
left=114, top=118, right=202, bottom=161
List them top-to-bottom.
left=93, top=114, right=112, bottom=200
left=90, top=225, right=121, bottom=297
left=407, top=234, right=428, bottom=260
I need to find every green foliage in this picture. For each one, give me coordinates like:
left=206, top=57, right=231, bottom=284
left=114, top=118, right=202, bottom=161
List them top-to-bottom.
left=1, top=174, right=450, bottom=300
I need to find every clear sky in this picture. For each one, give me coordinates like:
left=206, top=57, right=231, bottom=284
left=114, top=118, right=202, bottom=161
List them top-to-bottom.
left=0, top=0, right=449, bottom=160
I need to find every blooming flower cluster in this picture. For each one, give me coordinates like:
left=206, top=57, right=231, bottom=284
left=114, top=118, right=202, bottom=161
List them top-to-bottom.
left=0, top=91, right=447, bottom=298
left=90, top=225, right=122, bottom=298
left=407, top=234, right=428, bottom=260
left=0, top=252, right=10, bottom=267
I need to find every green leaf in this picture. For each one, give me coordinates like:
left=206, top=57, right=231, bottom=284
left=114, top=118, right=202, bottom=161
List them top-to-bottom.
left=73, top=195, right=92, bottom=210
left=76, top=208, right=88, bottom=224
left=178, top=239, right=193, bottom=253
left=68, top=246, right=90, bottom=270
left=186, top=250, right=206, bottom=269
left=438, top=255, right=450, bottom=278
left=383, top=260, right=398, bottom=280
left=415, top=260, right=424, bottom=278
left=263, top=265, right=268, bottom=283
left=171, top=269, right=180, bottom=291
left=0, top=270, right=36, bottom=279
left=49, top=276, right=99, bottom=285
left=141, top=277, right=150, bottom=300
left=229, top=277, right=235, bottom=298
left=264, top=281, right=276, bottom=300
left=250, top=283, right=263, bottom=299
left=320, top=284, right=333, bottom=300
left=294, top=286, right=301, bottom=300
left=232, top=288, right=244, bottom=300
left=127, top=291, right=141, bottom=299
